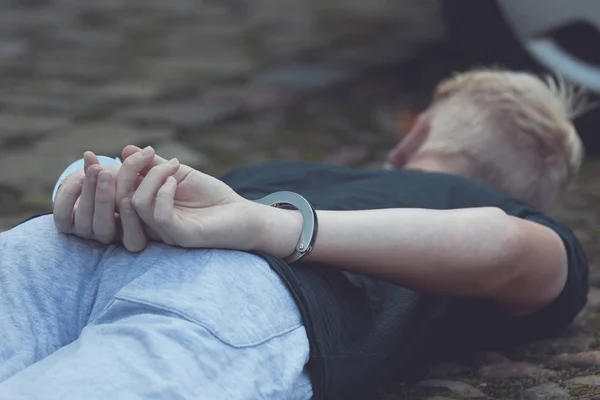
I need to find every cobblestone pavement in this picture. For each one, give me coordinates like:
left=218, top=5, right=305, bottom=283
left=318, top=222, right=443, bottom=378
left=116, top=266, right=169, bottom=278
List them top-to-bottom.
left=0, top=0, right=443, bottom=228
left=0, top=1, right=599, bottom=399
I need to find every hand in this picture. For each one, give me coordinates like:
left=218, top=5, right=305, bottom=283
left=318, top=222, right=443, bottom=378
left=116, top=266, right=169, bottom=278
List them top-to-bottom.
left=119, top=145, right=262, bottom=251
left=53, top=150, right=158, bottom=251
left=53, top=152, right=121, bottom=243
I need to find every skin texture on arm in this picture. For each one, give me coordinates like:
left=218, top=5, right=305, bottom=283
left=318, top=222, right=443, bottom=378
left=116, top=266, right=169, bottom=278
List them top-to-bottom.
left=255, top=205, right=569, bottom=316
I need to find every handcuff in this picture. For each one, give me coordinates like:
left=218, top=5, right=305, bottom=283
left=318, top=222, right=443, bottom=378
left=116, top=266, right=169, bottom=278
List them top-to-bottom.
left=254, top=191, right=318, bottom=263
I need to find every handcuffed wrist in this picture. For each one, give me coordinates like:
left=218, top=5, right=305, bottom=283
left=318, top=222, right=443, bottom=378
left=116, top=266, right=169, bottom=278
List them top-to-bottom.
left=254, top=191, right=318, bottom=263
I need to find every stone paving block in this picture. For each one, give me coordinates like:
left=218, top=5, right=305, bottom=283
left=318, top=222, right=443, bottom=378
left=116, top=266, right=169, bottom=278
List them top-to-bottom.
left=143, top=0, right=229, bottom=15
left=0, top=9, right=66, bottom=31
left=159, top=24, right=249, bottom=50
left=51, top=28, right=122, bottom=50
left=0, top=38, right=27, bottom=59
left=147, top=54, right=259, bottom=81
left=34, top=58, right=121, bottom=83
left=252, top=65, right=354, bottom=91
left=5, top=79, right=89, bottom=98
left=92, top=81, right=165, bottom=102
left=202, top=86, right=296, bottom=112
left=0, top=95, right=73, bottom=114
left=116, top=100, right=242, bottom=128
left=0, top=114, right=71, bottom=141
left=0, top=122, right=173, bottom=192
left=44, top=122, right=174, bottom=155
left=152, top=140, right=209, bottom=167
left=0, top=150, right=75, bottom=195
left=0, top=183, right=22, bottom=215
left=520, top=334, right=595, bottom=356
left=552, top=351, right=600, bottom=366
left=477, top=362, right=557, bottom=379
left=566, top=375, right=600, bottom=387
left=417, top=379, right=486, bottom=398
left=518, top=383, right=570, bottom=400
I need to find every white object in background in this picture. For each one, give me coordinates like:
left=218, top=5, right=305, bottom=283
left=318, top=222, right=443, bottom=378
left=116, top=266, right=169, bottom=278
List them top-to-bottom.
left=497, top=0, right=600, bottom=93
left=52, top=156, right=122, bottom=202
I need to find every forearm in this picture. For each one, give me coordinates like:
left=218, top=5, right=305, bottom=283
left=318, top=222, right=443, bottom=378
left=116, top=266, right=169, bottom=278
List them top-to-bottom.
left=256, top=205, right=522, bottom=298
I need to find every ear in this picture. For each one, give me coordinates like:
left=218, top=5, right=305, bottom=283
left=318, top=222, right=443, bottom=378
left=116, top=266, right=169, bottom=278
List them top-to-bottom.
left=387, top=114, right=431, bottom=168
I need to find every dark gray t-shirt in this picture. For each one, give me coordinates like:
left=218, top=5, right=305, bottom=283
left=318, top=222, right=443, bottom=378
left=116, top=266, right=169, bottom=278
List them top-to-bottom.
left=221, top=161, right=589, bottom=400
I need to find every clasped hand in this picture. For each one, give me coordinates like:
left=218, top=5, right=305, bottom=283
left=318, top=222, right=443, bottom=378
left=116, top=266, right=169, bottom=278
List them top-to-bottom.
left=53, top=145, right=261, bottom=252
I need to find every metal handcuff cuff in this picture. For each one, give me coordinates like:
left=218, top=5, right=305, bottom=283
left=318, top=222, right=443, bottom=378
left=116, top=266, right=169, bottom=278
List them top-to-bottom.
left=254, top=191, right=319, bottom=263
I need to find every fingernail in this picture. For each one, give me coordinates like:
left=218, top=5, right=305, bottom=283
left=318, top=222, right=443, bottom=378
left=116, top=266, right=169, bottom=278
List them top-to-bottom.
left=142, top=146, right=153, bottom=156
left=168, top=158, right=179, bottom=166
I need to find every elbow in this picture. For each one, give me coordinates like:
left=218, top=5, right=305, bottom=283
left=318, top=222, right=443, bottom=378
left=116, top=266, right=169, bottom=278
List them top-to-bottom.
left=486, top=212, right=569, bottom=314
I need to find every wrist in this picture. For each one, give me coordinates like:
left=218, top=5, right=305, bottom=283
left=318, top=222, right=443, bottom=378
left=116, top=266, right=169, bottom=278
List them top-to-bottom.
left=251, top=201, right=303, bottom=259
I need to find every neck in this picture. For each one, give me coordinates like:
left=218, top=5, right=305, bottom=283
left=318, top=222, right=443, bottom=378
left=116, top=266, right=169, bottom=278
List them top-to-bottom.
left=403, top=151, right=476, bottom=177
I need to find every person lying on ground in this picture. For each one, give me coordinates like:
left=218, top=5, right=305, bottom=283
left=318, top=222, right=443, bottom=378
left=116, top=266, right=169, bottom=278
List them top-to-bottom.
left=0, top=69, right=588, bottom=400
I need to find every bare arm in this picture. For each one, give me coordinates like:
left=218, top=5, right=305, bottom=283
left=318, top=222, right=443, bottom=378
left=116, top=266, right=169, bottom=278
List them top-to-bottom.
left=102, top=150, right=569, bottom=316
left=255, top=206, right=568, bottom=316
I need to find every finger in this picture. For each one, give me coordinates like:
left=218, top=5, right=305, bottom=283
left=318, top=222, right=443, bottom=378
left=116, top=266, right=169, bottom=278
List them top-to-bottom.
left=121, top=145, right=142, bottom=161
left=122, top=145, right=193, bottom=180
left=116, top=146, right=155, bottom=204
left=83, top=151, right=99, bottom=173
left=131, top=158, right=180, bottom=227
left=115, top=159, right=159, bottom=241
left=74, top=165, right=101, bottom=238
left=92, top=170, right=118, bottom=244
left=53, top=172, right=84, bottom=233
left=131, top=174, right=161, bottom=240
left=149, top=176, right=182, bottom=246
left=152, top=176, right=181, bottom=246
left=153, top=176, right=178, bottom=230
left=119, top=198, right=148, bottom=253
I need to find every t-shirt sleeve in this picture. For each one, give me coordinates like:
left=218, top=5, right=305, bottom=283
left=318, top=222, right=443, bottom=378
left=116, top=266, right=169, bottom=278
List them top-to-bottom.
left=441, top=198, right=589, bottom=351
left=480, top=199, right=589, bottom=347
left=518, top=211, right=589, bottom=332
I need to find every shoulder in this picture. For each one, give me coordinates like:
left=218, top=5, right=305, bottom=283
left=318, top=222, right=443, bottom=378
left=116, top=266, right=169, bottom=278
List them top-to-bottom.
left=221, top=162, right=365, bottom=183
left=221, top=162, right=396, bottom=195
left=507, top=201, right=589, bottom=328
left=468, top=202, right=588, bottom=346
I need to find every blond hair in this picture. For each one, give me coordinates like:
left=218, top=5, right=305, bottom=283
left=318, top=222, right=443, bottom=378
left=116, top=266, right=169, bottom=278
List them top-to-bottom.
left=419, top=69, right=585, bottom=210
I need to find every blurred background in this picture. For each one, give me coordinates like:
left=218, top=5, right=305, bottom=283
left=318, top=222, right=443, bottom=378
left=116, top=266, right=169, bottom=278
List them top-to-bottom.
left=0, top=0, right=598, bottom=230
left=0, top=1, right=599, bottom=397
